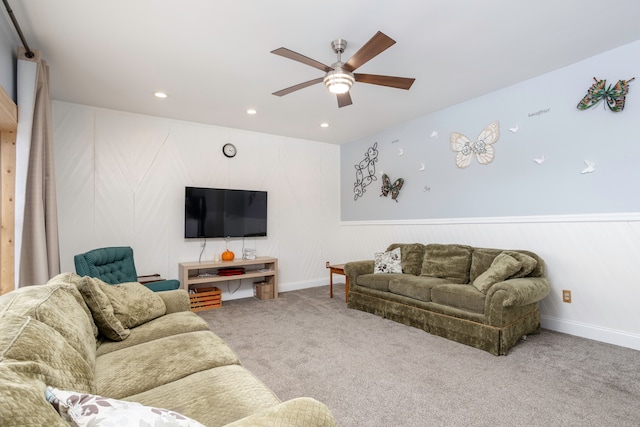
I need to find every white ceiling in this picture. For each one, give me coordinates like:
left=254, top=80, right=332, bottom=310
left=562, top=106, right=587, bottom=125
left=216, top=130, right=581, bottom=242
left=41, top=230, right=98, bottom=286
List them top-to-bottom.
left=4, top=0, right=640, bottom=144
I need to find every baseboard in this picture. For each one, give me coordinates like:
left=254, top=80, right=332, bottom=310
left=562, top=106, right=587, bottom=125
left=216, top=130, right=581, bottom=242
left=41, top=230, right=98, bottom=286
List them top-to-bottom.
left=278, top=278, right=328, bottom=293
left=222, top=279, right=329, bottom=301
left=541, top=315, right=640, bottom=351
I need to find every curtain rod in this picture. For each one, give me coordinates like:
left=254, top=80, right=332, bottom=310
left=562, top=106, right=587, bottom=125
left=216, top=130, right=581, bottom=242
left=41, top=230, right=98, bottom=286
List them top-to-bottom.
left=2, top=0, right=35, bottom=59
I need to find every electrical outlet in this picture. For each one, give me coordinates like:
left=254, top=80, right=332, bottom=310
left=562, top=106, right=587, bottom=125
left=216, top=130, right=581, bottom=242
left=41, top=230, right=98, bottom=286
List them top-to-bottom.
left=562, top=290, right=572, bottom=303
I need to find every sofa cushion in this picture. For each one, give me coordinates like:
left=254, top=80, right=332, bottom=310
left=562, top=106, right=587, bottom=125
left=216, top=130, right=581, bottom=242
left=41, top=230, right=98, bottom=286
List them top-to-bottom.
left=386, top=243, right=425, bottom=276
left=420, top=244, right=473, bottom=283
left=374, top=247, right=402, bottom=274
left=469, top=248, right=503, bottom=283
left=470, top=248, right=539, bottom=283
left=504, top=251, right=538, bottom=278
left=472, top=253, right=522, bottom=293
left=46, top=272, right=99, bottom=337
left=357, top=273, right=408, bottom=292
left=0, top=275, right=98, bottom=370
left=388, top=276, right=453, bottom=302
left=77, top=277, right=130, bottom=341
left=93, top=280, right=167, bottom=329
left=431, top=284, right=486, bottom=314
left=96, top=311, right=211, bottom=356
left=0, top=312, right=95, bottom=393
left=95, top=330, right=240, bottom=399
left=0, top=364, right=67, bottom=426
left=123, top=365, right=282, bottom=426
left=46, top=386, right=205, bottom=427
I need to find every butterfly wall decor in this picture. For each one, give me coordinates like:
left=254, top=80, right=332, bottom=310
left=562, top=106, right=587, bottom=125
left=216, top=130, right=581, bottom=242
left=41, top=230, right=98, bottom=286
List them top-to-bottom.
left=577, top=77, right=635, bottom=112
left=450, top=121, right=500, bottom=169
left=380, top=173, right=404, bottom=202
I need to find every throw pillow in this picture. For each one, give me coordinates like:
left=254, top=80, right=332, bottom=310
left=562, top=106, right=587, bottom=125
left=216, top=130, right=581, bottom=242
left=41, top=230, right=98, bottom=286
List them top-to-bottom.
left=386, top=243, right=424, bottom=276
left=374, top=247, right=402, bottom=274
left=504, top=251, right=538, bottom=278
left=472, top=252, right=522, bottom=294
left=76, top=277, right=130, bottom=341
left=95, top=281, right=167, bottom=329
left=46, top=386, right=205, bottom=427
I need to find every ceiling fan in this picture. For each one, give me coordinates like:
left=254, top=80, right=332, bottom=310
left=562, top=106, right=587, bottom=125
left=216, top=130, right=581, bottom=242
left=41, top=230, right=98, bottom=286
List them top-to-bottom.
left=271, top=31, right=415, bottom=108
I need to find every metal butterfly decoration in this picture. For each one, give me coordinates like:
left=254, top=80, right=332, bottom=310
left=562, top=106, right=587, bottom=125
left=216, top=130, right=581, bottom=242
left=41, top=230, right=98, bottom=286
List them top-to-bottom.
left=577, top=77, right=635, bottom=112
left=380, top=173, right=404, bottom=202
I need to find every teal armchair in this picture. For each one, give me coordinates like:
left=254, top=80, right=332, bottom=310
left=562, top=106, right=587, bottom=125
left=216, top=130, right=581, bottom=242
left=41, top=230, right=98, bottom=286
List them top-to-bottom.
left=74, top=246, right=180, bottom=292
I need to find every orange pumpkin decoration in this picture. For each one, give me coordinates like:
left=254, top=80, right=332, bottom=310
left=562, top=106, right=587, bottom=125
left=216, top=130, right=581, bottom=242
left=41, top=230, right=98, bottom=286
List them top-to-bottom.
left=221, top=250, right=235, bottom=261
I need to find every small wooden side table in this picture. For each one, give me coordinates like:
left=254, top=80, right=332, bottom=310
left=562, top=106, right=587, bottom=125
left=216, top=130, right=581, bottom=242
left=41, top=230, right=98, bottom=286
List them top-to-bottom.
left=326, top=262, right=349, bottom=302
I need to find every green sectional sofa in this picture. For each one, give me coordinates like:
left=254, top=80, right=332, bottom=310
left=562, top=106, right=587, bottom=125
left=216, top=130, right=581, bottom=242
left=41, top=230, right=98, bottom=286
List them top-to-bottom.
left=345, top=243, right=550, bottom=355
left=0, top=273, right=336, bottom=426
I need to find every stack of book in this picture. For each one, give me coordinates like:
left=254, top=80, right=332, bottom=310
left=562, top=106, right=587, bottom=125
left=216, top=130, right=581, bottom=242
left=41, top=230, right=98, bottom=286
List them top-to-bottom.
left=217, top=267, right=245, bottom=276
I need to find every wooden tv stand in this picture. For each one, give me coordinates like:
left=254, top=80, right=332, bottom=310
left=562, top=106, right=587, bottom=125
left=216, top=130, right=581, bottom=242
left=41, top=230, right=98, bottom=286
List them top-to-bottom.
left=178, top=257, right=278, bottom=298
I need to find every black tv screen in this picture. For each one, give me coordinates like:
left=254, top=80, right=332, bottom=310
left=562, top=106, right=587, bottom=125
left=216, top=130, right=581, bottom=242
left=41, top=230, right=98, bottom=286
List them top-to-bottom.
left=185, top=187, right=267, bottom=238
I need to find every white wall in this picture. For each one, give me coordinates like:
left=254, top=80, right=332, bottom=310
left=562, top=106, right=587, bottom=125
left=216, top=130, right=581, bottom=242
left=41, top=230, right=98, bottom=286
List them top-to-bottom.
left=52, top=101, right=342, bottom=301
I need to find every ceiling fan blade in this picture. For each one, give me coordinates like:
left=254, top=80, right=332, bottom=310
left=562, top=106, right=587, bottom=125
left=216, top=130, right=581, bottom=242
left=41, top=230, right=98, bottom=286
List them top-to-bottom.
left=343, top=31, right=396, bottom=72
left=271, top=47, right=332, bottom=72
left=354, top=73, right=415, bottom=90
left=272, top=77, right=324, bottom=97
left=337, top=92, right=352, bottom=108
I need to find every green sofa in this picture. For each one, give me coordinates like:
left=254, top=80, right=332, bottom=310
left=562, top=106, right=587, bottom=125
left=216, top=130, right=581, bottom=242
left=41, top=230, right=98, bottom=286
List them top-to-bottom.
left=345, top=243, right=551, bottom=355
left=0, top=273, right=336, bottom=426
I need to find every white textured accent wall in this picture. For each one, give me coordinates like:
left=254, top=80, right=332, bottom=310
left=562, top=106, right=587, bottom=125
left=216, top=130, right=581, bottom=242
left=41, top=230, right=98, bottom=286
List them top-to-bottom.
left=52, top=101, right=341, bottom=301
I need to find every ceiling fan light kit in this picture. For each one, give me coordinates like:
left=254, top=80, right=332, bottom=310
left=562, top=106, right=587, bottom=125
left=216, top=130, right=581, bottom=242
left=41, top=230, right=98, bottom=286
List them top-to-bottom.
left=271, top=31, right=415, bottom=108
left=324, top=67, right=355, bottom=94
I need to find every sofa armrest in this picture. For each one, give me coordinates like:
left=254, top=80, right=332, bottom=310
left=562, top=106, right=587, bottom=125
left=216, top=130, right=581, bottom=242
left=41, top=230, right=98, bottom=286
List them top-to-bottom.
left=344, top=260, right=374, bottom=287
left=487, top=277, right=551, bottom=307
left=156, top=289, right=191, bottom=313
left=225, top=397, right=336, bottom=427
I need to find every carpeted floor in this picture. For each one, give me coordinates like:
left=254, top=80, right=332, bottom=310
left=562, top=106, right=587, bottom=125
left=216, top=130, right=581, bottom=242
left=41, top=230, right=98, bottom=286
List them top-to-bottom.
left=198, top=284, right=640, bottom=426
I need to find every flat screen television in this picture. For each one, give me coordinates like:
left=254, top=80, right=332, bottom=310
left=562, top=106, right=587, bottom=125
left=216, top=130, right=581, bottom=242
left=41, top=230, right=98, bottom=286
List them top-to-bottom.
left=185, top=187, right=267, bottom=239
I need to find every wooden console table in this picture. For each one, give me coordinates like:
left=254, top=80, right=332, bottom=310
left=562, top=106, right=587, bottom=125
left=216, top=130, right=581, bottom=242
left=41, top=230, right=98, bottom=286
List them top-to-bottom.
left=179, top=257, right=278, bottom=298
left=327, top=262, right=349, bottom=302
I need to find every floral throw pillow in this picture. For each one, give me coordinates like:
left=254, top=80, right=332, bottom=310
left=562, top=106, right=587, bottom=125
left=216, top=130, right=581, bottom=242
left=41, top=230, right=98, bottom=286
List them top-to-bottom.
left=374, top=247, right=402, bottom=274
left=46, top=386, right=205, bottom=427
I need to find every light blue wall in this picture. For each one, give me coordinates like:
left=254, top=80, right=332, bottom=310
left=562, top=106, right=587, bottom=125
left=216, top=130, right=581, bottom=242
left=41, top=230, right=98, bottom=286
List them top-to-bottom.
left=0, top=13, right=17, bottom=100
left=341, top=41, right=640, bottom=221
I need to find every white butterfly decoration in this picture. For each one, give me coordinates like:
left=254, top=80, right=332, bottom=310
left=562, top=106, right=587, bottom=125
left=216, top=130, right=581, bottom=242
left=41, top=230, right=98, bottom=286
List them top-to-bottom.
left=450, top=121, right=500, bottom=168
left=533, top=155, right=545, bottom=165
left=581, top=160, right=596, bottom=174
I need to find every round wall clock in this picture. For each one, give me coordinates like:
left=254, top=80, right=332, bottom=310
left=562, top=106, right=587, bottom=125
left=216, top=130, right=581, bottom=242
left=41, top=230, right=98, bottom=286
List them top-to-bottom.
left=222, top=143, right=237, bottom=158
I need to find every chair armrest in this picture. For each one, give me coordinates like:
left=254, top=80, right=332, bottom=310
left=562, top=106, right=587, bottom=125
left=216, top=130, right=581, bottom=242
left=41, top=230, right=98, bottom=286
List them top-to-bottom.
left=344, top=260, right=374, bottom=287
left=487, top=277, right=551, bottom=307
left=156, top=289, right=191, bottom=313
left=224, top=397, right=336, bottom=427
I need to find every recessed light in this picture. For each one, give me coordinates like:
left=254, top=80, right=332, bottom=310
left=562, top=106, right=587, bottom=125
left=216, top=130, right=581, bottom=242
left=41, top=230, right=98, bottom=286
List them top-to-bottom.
left=154, top=92, right=168, bottom=98
left=246, top=108, right=257, bottom=115
left=320, top=122, right=330, bottom=128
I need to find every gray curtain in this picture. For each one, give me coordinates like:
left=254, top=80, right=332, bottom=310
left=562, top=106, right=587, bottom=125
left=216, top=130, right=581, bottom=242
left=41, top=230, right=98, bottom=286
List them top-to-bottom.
left=19, top=56, right=60, bottom=286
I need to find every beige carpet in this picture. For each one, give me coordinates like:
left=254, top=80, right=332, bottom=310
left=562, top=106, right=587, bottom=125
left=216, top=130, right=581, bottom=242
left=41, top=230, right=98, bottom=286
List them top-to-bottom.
left=198, top=284, right=640, bottom=426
